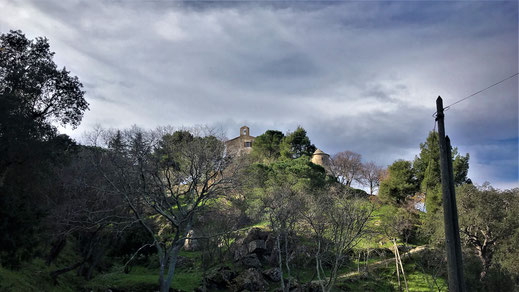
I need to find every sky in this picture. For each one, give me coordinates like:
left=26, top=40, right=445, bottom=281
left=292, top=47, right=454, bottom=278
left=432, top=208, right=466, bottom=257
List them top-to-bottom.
left=1, top=0, right=518, bottom=189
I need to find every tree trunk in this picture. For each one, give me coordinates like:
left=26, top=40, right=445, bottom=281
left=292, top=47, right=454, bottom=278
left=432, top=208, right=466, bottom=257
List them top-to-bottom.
left=161, top=222, right=192, bottom=292
left=284, top=231, right=291, bottom=291
left=277, top=234, right=285, bottom=291
left=46, top=236, right=67, bottom=266
left=315, top=240, right=325, bottom=292
left=162, top=244, right=181, bottom=292
left=158, top=247, right=166, bottom=292
left=477, top=248, right=492, bottom=282
left=50, top=261, right=84, bottom=284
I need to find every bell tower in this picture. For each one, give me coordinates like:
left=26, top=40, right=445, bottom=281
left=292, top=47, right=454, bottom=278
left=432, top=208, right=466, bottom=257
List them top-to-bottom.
left=240, top=126, right=250, bottom=136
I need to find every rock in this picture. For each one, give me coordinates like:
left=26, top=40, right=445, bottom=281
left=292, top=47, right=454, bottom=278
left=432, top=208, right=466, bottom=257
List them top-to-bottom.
left=244, top=228, right=269, bottom=244
left=183, top=230, right=199, bottom=251
left=265, top=234, right=276, bottom=251
left=248, top=240, right=266, bottom=254
left=233, top=245, right=249, bottom=262
left=241, top=253, right=262, bottom=268
left=176, top=256, right=195, bottom=270
left=204, top=266, right=237, bottom=289
left=262, top=267, right=281, bottom=282
left=232, top=268, right=269, bottom=291
left=287, top=280, right=302, bottom=292
left=303, top=281, right=323, bottom=292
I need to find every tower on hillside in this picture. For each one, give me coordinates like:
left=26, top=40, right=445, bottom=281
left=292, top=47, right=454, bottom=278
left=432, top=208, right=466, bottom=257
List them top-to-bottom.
left=311, top=148, right=331, bottom=174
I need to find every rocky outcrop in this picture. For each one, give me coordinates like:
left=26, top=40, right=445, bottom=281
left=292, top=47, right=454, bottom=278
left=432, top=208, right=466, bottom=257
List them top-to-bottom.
left=200, top=228, right=305, bottom=291
left=248, top=239, right=266, bottom=254
left=241, top=253, right=262, bottom=268
left=203, top=266, right=237, bottom=290
left=262, top=267, right=281, bottom=282
left=232, top=268, right=269, bottom=291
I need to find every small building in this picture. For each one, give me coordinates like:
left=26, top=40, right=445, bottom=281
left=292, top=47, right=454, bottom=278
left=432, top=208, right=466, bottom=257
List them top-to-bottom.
left=225, top=126, right=255, bottom=156
left=311, top=148, right=332, bottom=174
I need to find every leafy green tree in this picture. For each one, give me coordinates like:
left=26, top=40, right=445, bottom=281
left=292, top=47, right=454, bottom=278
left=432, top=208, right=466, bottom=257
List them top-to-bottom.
left=0, top=30, right=87, bottom=266
left=1, top=30, right=87, bottom=185
left=280, top=127, right=316, bottom=159
left=251, top=130, right=284, bottom=162
left=413, top=131, right=470, bottom=214
left=259, top=156, right=327, bottom=291
left=378, top=160, right=418, bottom=205
left=457, top=184, right=519, bottom=283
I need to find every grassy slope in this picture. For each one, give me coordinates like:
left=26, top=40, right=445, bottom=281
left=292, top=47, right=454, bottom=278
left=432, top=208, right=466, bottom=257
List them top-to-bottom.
left=1, top=209, right=447, bottom=291
left=0, top=259, right=84, bottom=292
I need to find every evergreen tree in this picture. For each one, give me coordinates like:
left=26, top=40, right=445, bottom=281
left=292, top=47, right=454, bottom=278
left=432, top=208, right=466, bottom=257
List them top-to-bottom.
left=280, top=127, right=316, bottom=159
left=251, top=130, right=284, bottom=162
left=413, top=131, right=470, bottom=214
left=379, top=160, right=419, bottom=205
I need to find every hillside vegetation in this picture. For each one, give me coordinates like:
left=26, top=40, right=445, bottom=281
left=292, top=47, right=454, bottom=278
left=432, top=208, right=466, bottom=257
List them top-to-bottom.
left=1, top=30, right=518, bottom=292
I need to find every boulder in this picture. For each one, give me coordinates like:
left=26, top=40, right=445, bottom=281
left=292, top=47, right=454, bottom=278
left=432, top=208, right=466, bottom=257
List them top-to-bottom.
left=244, top=228, right=269, bottom=244
left=183, top=230, right=199, bottom=251
left=265, top=234, right=276, bottom=251
left=248, top=240, right=266, bottom=254
left=233, top=245, right=249, bottom=262
left=241, top=253, right=262, bottom=269
left=175, top=256, right=195, bottom=270
left=204, top=266, right=237, bottom=289
left=262, top=267, right=281, bottom=282
left=232, top=268, right=269, bottom=291
left=272, top=278, right=301, bottom=292
left=303, top=281, right=323, bottom=292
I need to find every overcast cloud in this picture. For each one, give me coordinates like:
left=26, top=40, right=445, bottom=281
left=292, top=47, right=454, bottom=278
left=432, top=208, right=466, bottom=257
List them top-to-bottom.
left=1, top=0, right=517, bottom=188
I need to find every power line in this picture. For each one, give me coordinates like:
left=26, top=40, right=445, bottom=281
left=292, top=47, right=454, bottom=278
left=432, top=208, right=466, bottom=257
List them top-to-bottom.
left=434, top=73, right=519, bottom=117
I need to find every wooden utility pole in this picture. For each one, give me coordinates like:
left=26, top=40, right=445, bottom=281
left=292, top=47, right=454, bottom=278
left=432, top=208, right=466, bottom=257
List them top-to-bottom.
left=435, top=96, right=465, bottom=292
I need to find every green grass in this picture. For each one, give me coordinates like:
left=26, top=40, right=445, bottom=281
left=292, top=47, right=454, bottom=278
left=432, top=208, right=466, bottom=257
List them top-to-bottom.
left=179, top=250, right=202, bottom=259
left=0, top=251, right=203, bottom=292
left=336, top=253, right=448, bottom=292
left=0, top=259, right=83, bottom=292
left=0, top=264, right=38, bottom=292
left=87, top=266, right=203, bottom=292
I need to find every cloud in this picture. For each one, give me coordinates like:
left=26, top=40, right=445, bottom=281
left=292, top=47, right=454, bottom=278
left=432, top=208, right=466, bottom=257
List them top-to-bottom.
left=1, top=0, right=517, bottom=188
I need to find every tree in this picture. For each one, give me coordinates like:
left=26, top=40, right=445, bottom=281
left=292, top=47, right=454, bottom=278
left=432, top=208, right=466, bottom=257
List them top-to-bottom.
left=0, top=30, right=88, bottom=266
left=0, top=30, right=87, bottom=183
left=97, top=127, right=234, bottom=292
left=279, top=127, right=316, bottom=159
left=251, top=130, right=284, bottom=162
left=413, top=131, right=469, bottom=214
left=44, top=147, right=130, bottom=282
left=330, top=151, right=363, bottom=187
left=260, top=157, right=326, bottom=291
left=378, top=160, right=418, bottom=205
left=360, top=161, right=384, bottom=195
left=456, top=184, right=519, bottom=283
left=304, top=186, right=373, bottom=291
left=379, top=205, right=417, bottom=292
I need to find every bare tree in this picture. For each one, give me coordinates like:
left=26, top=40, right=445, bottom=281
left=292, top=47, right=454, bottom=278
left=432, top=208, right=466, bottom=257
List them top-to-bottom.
left=95, top=126, right=235, bottom=292
left=44, top=148, right=131, bottom=282
left=331, top=151, right=363, bottom=187
left=360, top=161, right=384, bottom=195
left=263, top=181, right=304, bottom=292
left=304, top=186, right=373, bottom=291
